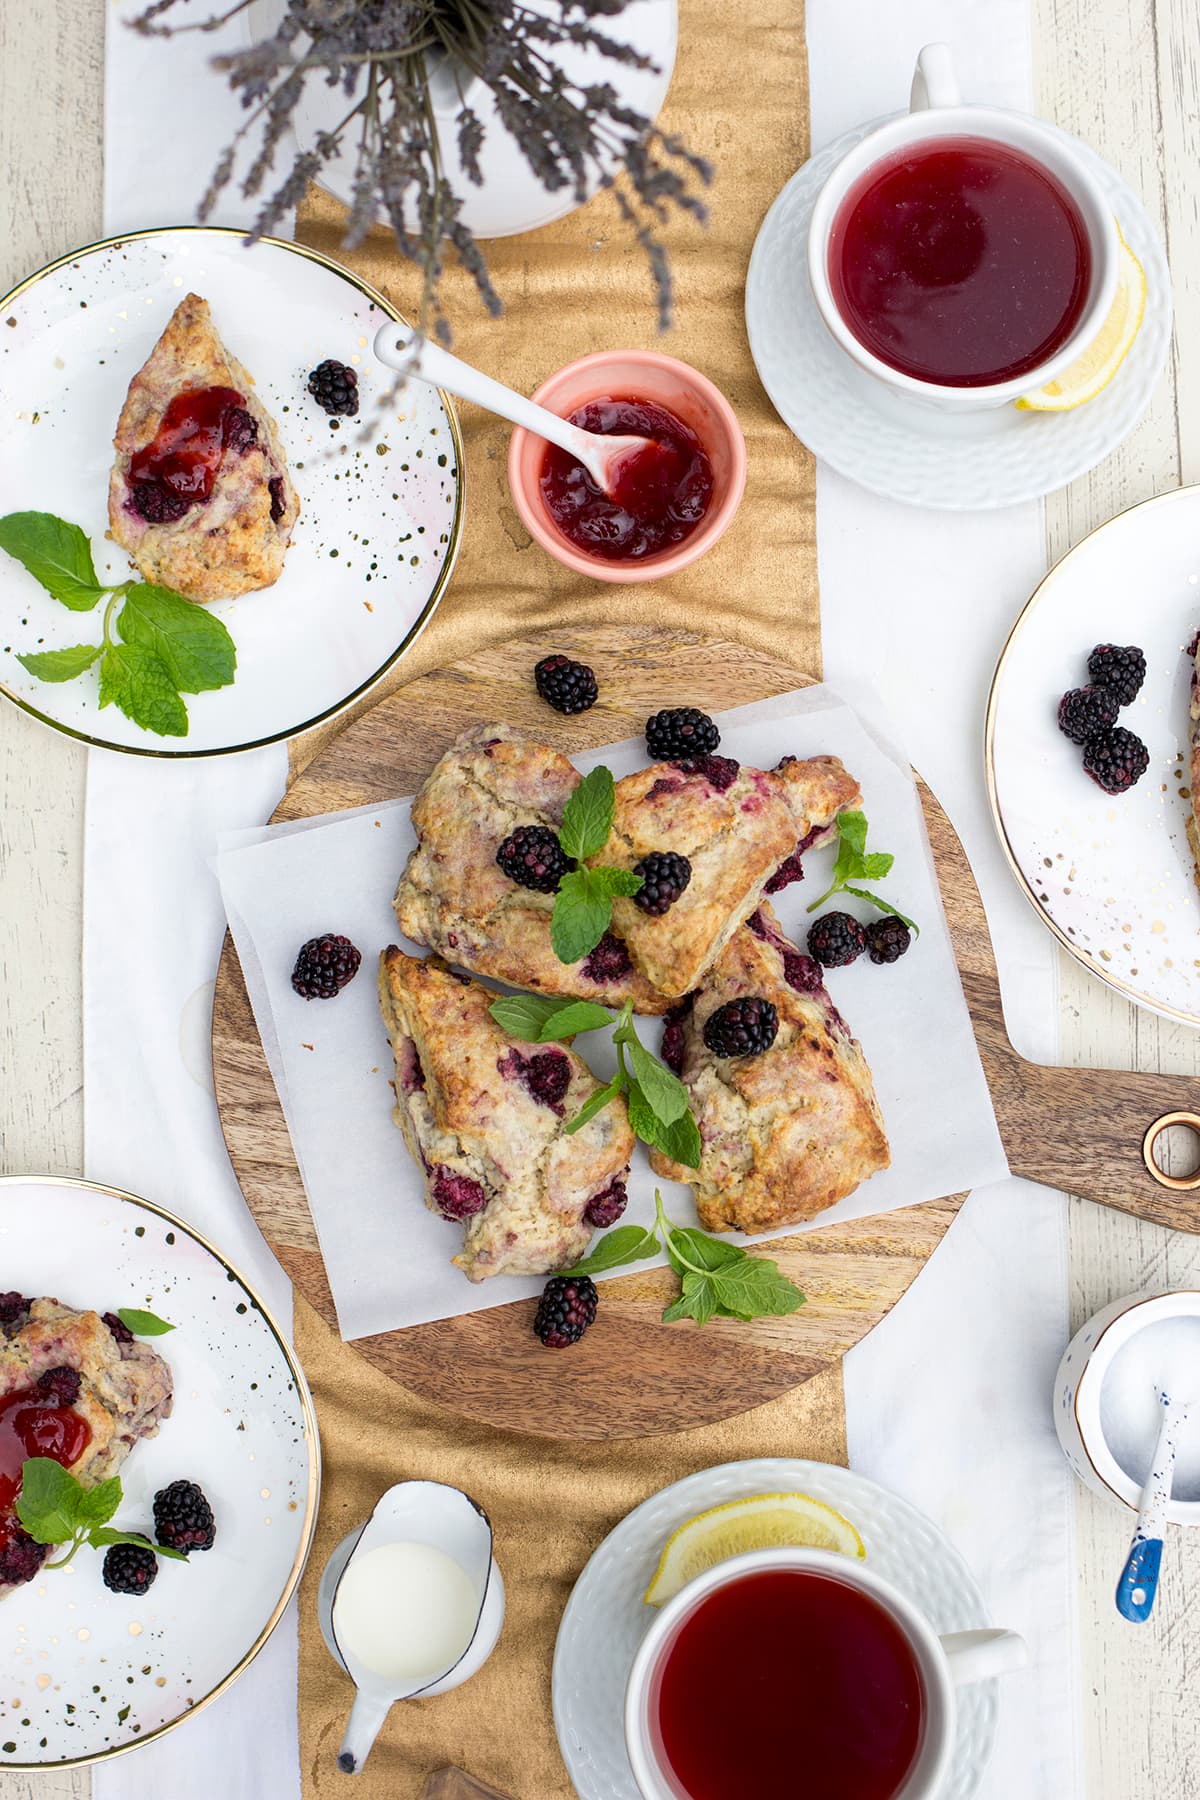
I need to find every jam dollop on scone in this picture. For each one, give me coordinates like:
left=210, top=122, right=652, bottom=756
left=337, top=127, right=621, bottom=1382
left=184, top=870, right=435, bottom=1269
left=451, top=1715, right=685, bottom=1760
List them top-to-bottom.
left=108, top=293, right=298, bottom=602
left=649, top=903, right=890, bottom=1233
left=379, top=948, right=634, bottom=1281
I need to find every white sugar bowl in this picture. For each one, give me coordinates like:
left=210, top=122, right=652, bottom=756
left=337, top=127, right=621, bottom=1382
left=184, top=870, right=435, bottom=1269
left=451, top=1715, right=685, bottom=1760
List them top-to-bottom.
left=1054, top=1291, right=1200, bottom=1523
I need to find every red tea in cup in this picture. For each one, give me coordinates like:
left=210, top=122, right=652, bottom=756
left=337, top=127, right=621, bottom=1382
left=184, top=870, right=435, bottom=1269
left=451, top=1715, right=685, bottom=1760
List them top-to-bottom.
left=828, top=134, right=1092, bottom=387
left=651, top=1569, right=925, bottom=1800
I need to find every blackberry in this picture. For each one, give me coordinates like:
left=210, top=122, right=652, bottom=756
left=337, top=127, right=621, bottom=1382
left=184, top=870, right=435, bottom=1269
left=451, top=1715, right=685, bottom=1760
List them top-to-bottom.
left=307, top=359, right=359, bottom=418
left=222, top=406, right=258, bottom=455
left=268, top=475, right=287, bottom=523
left=130, top=480, right=189, bottom=525
left=1087, top=643, right=1146, bottom=706
left=534, top=655, right=598, bottom=715
left=1058, top=685, right=1119, bottom=745
left=646, top=707, right=720, bottom=761
left=1082, top=726, right=1150, bottom=795
left=673, top=753, right=739, bottom=792
left=495, top=825, right=574, bottom=893
left=764, top=827, right=819, bottom=896
left=632, top=851, right=692, bottom=915
left=808, top=911, right=868, bottom=968
left=866, top=917, right=912, bottom=965
left=580, top=931, right=632, bottom=983
left=291, top=933, right=362, bottom=1000
left=783, top=951, right=825, bottom=995
left=660, top=996, right=693, bottom=1074
left=703, top=996, right=779, bottom=1058
left=499, top=1047, right=571, bottom=1114
left=430, top=1166, right=488, bottom=1221
left=584, top=1178, right=628, bottom=1229
left=533, top=1275, right=598, bottom=1348
left=0, top=1293, right=29, bottom=1329
left=102, top=1311, right=134, bottom=1345
left=36, top=1366, right=81, bottom=1406
left=153, top=1479, right=216, bottom=1554
left=0, top=1529, right=47, bottom=1588
left=102, top=1543, right=158, bottom=1596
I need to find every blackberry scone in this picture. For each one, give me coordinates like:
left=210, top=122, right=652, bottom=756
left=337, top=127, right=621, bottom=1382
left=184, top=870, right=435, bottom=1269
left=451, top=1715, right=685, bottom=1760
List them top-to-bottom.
left=108, top=293, right=299, bottom=602
left=650, top=903, right=889, bottom=1232
left=379, top=948, right=635, bottom=1281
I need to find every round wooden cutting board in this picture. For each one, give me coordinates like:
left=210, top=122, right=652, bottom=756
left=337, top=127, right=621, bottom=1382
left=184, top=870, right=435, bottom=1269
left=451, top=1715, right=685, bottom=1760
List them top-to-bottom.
left=212, top=624, right=1200, bottom=1440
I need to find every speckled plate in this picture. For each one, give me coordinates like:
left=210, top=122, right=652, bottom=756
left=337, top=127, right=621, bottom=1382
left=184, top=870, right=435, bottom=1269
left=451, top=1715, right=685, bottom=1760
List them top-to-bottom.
left=0, top=227, right=464, bottom=756
left=987, top=486, right=1200, bottom=1026
left=0, top=1176, right=319, bottom=1769
left=552, top=1458, right=999, bottom=1800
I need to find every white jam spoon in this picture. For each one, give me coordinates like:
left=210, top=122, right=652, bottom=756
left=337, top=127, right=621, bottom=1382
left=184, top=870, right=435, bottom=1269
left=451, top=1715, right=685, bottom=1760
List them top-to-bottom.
left=372, top=324, right=663, bottom=500
left=1114, top=1387, right=1192, bottom=1623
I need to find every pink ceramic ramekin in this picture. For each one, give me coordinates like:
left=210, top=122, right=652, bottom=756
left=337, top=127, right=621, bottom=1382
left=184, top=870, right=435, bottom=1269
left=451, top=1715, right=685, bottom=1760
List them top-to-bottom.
left=507, top=350, right=747, bottom=584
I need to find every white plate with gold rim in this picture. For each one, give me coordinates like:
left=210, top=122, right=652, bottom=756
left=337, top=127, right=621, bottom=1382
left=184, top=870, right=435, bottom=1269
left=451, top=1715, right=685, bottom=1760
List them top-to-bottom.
left=0, top=228, right=464, bottom=757
left=987, top=486, right=1200, bottom=1026
left=0, top=1176, right=319, bottom=1769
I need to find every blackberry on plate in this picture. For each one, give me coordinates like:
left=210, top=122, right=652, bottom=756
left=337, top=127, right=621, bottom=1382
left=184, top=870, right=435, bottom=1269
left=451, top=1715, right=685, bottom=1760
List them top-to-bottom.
left=307, top=359, right=359, bottom=417
left=1087, top=643, right=1146, bottom=706
left=534, top=654, right=598, bottom=715
left=1057, top=684, right=1119, bottom=745
left=646, top=707, right=720, bottom=762
left=1082, top=726, right=1150, bottom=795
left=495, top=825, right=574, bottom=893
left=632, top=851, right=692, bottom=915
left=808, top=911, right=868, bottom=968
left=866, top=917, right=912, bottom=965
left=291, top=933, right=362, bottom=1000
left=703, top=996, right=779, bottom=1058
left=584, top=1178, right=628, bottom=1229
left=534, top=1275, right=598, bottom=1348
left=153, top=1479, right=216, bottom=1554
left=102, top=1543, right=158, bottom=1596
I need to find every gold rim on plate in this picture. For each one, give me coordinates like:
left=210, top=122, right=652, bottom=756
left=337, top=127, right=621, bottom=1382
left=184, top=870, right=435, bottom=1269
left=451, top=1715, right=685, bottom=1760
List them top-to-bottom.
left=0, top=225, right=467, bottom=760
left=984, top=483, right=1200, bottom=1029
left=0, top=1173, right=321, bottom=1770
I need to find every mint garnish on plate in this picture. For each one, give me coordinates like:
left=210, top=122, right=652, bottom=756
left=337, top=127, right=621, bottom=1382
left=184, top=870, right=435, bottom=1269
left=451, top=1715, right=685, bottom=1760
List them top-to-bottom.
left=548, top=766, right=643, bottom=963
left=807, top=808, right=918, bottom=931
left=116, top=1308, right=175, bottom=1337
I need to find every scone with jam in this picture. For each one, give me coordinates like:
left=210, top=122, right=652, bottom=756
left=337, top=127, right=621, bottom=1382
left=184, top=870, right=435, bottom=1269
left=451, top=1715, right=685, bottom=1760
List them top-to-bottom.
left=108, top=293, right=299, bottom=602
left=649, top=903, right=889, bottom=1233
left=379, top=948, right=635, bottom=1281
left=0, top=1296, right=173, bottom=1595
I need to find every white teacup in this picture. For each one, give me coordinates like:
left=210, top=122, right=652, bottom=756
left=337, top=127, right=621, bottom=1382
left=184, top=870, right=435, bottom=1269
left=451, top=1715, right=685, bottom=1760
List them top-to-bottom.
left=807, top=43, right=1119, bottom=411
left=624, top=1546, right=1026, bottom=1800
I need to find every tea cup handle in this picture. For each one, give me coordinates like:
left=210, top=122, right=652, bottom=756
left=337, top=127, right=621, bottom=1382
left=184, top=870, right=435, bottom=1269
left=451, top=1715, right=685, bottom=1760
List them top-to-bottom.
left=910, top=42, right=961, bottom=111
left=938, top=1628, right=1028, bottom=1686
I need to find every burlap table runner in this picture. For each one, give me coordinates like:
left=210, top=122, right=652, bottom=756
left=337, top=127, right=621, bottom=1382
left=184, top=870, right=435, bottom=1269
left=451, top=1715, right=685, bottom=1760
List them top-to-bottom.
left=291, top=4, right=832, bottom=1792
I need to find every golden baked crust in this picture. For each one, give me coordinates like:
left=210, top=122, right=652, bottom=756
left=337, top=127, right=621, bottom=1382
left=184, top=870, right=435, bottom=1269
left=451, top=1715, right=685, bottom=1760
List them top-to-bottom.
left=108, top=293, right=299, bottom=602
left=649, top=903, right=889, bottom=1232
left=379, top=947, right=634, bottom=1281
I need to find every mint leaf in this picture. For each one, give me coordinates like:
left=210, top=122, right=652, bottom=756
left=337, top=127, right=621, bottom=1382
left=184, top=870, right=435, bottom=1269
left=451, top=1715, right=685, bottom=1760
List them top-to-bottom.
left=0, top=512, right=105, bottom=610
left=117, top=585, right=235, bottom=694
left=15, top=643, right=102, bottom=682
left=99, top=644, right=188, bottom=738
left=559, top=766, right=615, bottom=861
left=837, top=810, right=868, bottom=861
left=860, top=853, right=894, bottom=880
left=587, top=866, right=643, bottom=899
left=551, top=869, right=614, bottom=964
left=841, top=886, right=919, bottom=933
left=489, top=993, right=584, bottom=1042
left=534, top=1000, right=614, bottom=1040
left=626, top=1035, right=689, bottom=1125
left=564, top=1074, right=625, bottom=1136
left=651, top=1106, right=702, bottom=1169
left=563, top=1224, right=661, bottom=1276
left=664, top=1225, right=746, bottom=1278
left=708, top=1257, right=806, bottom=1320
left=663, top=1270, right=721, bottom=1326
left=116, top=1307, right=175, bottom=1336
left=16, top=1459, right=83, bottom=1544
left=73, top=1477, right=122, bottom=1529
left=88, top=1526, right=187, bottom=1562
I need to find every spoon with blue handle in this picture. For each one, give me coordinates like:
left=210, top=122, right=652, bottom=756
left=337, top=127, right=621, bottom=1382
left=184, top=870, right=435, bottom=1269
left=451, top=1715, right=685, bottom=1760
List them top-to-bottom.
left=1115, top=1389, right=1191, bottom=1623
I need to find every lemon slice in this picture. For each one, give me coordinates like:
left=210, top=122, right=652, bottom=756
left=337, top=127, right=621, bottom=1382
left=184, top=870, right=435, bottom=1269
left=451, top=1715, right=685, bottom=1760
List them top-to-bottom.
left=1014, top=228, right=1146, bottom=412
left=643, top=1492, right=865, bottom=1606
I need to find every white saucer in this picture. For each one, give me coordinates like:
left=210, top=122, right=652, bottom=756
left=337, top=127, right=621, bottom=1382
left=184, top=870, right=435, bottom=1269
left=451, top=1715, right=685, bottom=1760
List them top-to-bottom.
left=745, top=117, right=1171, bottom=511
left=987, top=485, right=1200, bottom=1026
left=552, top=1458, right=999, bottom=1800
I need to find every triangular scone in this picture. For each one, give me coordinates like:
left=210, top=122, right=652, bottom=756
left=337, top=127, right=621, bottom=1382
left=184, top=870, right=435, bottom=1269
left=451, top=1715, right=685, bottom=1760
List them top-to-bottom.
left=108, top=293, right=298, bottom=602
left=393, top=724, right=668, bottom=1012
left=598, top=752, right=861, bottom=998
left=649, top=902, right=889, bottom=1233
left=379, top=948, right=634, bottom=1281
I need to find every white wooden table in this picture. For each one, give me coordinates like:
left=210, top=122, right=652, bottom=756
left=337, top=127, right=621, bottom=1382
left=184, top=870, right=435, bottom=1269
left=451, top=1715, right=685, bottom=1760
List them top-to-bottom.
left=2, top=2, right=1199, bottom=1795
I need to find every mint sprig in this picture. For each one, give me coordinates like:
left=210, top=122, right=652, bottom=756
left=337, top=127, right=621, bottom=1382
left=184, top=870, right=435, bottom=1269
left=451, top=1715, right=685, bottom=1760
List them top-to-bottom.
left=1, top=510, right=236, bottom=737
left=547, top=766, right=643, bottom=963
left=807, top=809, right=918, bottom=932
left=117, top=1307, right=175, bottom=1337
left=16, top=1459, right=186, bottom=1568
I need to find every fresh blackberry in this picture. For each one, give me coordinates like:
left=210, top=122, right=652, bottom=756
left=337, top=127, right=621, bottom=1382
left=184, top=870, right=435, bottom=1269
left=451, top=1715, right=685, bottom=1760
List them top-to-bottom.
left=307, top=359, right=359, bottom=417
left=1087, top=643, right=1146, bottom=706
left=534, top=655, right=598, bottom=715
left=1058, top=684, right=1120, bottom=746
left=646, top=707, right=720, bottom=761
left=1082, top=726, right=1150, bottom=795
left=672, top=753, right=740, bottom=792
left=495, top=825, right=574, bottom=893
left=632, top=851, right=692, bottom=915
left=808, top=911, right=868, bottom=968
left=866, top=917, right=912, bottom=965
left=291, top=933, right=362, bottom=1000
left=703, top=996, right=779, bottom=1058
left=584, top=1178, right=628, bottom=1229
left=533, top=1275, right=598, bottom=1348
left=102, top=1311, right=134, bottom=1345
left=36, top=1366, right=81, bottom=1406
left=153, top=1479, right=216, bottom=1554
left=0, top=1529, right=47, bottom=1588
left=102, top=1543, right=158, bottom=1596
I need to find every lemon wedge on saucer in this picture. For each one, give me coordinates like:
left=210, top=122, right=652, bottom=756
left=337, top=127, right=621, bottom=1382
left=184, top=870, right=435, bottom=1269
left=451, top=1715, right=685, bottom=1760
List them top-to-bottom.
left=1014, top=228, right=1146, bottom=412
left=643, top=1492, right=865, bottom=1606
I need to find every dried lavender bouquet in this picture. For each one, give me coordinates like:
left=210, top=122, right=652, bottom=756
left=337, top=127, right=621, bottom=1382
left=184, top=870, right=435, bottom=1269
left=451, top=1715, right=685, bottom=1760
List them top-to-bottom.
left=131, top=0, right=712, bottom=339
